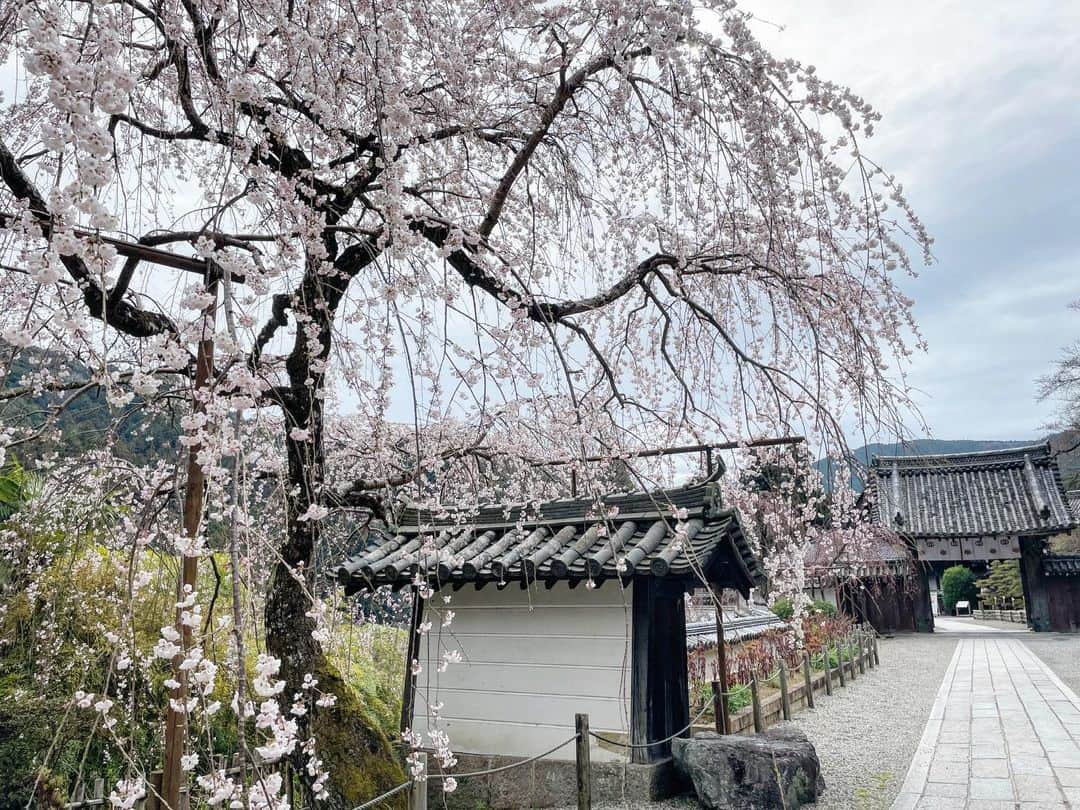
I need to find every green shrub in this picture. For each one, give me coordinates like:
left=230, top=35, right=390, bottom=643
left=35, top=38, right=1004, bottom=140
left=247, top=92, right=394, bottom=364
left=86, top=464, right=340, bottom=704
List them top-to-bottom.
left=941, top=565, right=979, bottom=613
left=770, top=597, right=793, bottom=620
left=810, top=599, right=837, bottom=618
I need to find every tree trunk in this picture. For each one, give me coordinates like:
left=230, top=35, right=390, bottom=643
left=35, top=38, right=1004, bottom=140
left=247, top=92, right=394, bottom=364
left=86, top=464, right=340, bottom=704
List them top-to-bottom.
left=263, top=252, right=405, bottom=807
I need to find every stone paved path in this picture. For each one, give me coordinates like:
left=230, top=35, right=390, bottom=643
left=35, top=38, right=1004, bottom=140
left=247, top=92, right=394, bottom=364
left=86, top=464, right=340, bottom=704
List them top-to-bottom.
left=892, top=637, right=1080, bottom=809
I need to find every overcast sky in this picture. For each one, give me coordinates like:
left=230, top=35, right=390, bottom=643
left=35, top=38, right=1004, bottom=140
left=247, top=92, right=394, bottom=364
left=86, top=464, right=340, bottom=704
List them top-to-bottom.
left=745, top=0, right=1080, bottom=442
left=3, top=2, right=1078, bottom=446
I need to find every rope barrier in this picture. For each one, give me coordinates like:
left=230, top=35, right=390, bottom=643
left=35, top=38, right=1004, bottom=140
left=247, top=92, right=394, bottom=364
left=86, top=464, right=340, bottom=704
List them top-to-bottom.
left=588, top=701, right=712, bottom=749
left=351, top=734, right=579, bottom=808
left=427, top=734, right=580, bottom=780
left=351, top=779, right=411, bottom=810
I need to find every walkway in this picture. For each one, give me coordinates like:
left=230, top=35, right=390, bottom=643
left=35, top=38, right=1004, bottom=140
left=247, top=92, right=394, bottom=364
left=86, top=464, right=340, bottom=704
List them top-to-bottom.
left=933, top=615, right=1030, bottom=635
left=893, top=638, right=1080, bottom=809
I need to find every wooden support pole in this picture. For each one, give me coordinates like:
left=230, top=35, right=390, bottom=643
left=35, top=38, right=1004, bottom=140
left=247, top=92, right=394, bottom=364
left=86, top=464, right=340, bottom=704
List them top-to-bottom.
left=162, top=286, right=215, bottom=810
left=712, top=586, right=731, bottom=736
left=837, top=644, right=846, bottom=687
left=802, top=653, right=815, bottom=709
left=779, top=661, right=791, bottom=721
left=750, top=675, right=763, bottom=733
left=711, top=680, right=725, bottom=734
left=575, top=713, right=591, bottom=810
left=410, top=752, right=427, bottom=810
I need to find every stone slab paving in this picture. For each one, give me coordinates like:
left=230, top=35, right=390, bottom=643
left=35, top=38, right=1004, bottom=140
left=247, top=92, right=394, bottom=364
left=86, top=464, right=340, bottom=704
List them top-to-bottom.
left=892, top=637, right=1080, bottom=809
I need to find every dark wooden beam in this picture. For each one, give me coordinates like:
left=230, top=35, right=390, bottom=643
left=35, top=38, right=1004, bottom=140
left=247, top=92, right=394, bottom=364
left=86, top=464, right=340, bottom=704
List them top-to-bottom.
left=630, top=577, right=689, bottom=764
left=399, top=587, right=425, bottom=735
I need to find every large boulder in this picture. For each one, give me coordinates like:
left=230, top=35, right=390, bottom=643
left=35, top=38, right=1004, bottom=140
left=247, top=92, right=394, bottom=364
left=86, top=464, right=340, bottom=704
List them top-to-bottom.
left=672, top=725, right=825, bottom=809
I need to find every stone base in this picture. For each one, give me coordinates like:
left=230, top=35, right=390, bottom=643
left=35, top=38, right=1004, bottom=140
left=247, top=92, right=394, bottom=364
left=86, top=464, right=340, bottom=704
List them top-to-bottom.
left=424, top=753, right=684, bottom=809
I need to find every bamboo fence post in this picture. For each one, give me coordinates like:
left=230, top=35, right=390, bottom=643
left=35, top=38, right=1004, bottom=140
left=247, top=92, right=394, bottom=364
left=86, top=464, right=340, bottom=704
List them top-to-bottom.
left=837, top=643, right=846, bottom=687
left=802, top=653, right=815, bottom=709
left=778, top=661, right=791, bottom=721
left=750, top=675, right=763, bottom=732
left=575, top=713, right=591, bottom=810
left=410, top=752, right=427, bottom=810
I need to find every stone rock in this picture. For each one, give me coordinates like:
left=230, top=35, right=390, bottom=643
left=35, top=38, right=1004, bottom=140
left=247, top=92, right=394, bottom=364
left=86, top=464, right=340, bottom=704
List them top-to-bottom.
left=672, top=725, right=825, bottom=809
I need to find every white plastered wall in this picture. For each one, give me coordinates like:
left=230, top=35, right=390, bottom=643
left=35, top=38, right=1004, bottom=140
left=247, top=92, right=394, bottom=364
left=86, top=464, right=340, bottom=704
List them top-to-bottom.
left=411, top=580, right=634, bottom=762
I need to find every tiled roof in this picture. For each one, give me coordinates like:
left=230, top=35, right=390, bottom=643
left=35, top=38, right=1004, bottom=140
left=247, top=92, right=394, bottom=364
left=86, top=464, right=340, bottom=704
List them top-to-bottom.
left=868, top=442, right=1075, bottom=539
left=336, top=482, right=764, bottom=595
left=1068, top=490, right=1080, bottom=521
left=804, top=535, right=911, bottom=568
left=1043, top=555, right=1080, bottom=577
left=685, top=605, right=785, bottom=647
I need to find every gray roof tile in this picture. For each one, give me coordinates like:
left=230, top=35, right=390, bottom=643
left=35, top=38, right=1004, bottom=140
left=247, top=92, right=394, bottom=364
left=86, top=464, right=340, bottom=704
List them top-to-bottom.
left=868, top=442, right=1074, bottom=538
left=336, top=482, right=764, bottom=594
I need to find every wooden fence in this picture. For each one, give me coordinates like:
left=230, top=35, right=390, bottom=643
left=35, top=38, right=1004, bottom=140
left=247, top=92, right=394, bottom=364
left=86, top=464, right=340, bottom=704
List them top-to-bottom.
left=972, top=608, right=1027, bottom=624
left=66, top=630, right=882, bottom=810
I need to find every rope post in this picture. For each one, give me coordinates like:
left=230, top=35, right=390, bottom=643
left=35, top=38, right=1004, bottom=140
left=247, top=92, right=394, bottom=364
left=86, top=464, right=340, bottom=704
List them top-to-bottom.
left=712, top=586, right=731, bottom=736
left=866, top=630, right=875, bottom=670
left=857, top=631, right=867, bottom=675
left=873, top=633, right=880, bottom=667
left=847, top=635, right=856, bottom=681
left=837, top=644, right=846, bottom=687
left=822, top=651, right=833, bottom=696
left=802, top=653, right=815, bottom=709
left=778, top=661, right=791, bottom=721
left=750, top=675, right=763, bottom=733
left=711, top=680, right=726, bottom=734
left=575, top=713, right=591, bottom=810
left=409, top=753, right=427, bottom=810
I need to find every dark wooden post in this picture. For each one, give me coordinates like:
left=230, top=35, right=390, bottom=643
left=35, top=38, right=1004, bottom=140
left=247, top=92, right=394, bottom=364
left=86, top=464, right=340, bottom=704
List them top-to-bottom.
left=163, top=287, right=215, bottom=810
left=1019, top=537, right=1052, bottom=631
left=913, top=559, right=936, bottom=632
left=630, top=578, right=688, bottom=762
left=400, top=586, right=426, bottom=735
left=712, top=586, right=731, bottom=735
left=857, top=631, right=866, bottom=675
left=872, top=634, right=880, bottom=667
left=847, top=635, right=856, bottom=681
left=836, top=644, right=846, bottom=687
left=822, top=650, right=833, bottom=696
left=802, top=653, right=815, bottom=709
left=778, top=661, right=791, bottom=720
left=750, top=675, right=763, bottom=732
left=711, top=680, right=724, bottom=734
left=575, top=713, right=591, bottom=810
left=410, top=752, right=427, bottom=810
left=146, top=771, right=163, bottom=810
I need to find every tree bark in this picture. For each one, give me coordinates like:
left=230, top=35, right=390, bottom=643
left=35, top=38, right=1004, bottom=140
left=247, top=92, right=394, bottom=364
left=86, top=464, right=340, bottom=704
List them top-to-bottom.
left=263, top=250, right=404, bottom=808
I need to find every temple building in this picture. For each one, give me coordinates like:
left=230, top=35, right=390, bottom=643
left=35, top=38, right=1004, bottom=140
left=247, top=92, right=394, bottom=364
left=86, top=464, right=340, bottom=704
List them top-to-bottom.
left=867, top=442, right=1079, bottom=631
left=336, top=480, right=764, bottom=806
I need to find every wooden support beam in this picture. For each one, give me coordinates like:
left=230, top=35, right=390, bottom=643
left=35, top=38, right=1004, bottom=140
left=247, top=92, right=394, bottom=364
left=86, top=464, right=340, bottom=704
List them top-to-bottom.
left=0, top=210, right=246, bottom=282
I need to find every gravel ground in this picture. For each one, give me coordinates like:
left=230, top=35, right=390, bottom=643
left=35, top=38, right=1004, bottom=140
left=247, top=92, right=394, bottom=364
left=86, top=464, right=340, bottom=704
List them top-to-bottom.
left=1023, top=633, right=1080, bottom=697
left=549, top=634, right=959, bottom=810
left=787, top=635, right=958, bottom=810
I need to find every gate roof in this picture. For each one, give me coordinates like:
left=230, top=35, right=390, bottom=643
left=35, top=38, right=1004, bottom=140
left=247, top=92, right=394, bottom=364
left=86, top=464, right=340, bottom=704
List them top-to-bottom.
left=868, top=442, right=1074, bottom=539
left=335, top=481, right=764, bottom=596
